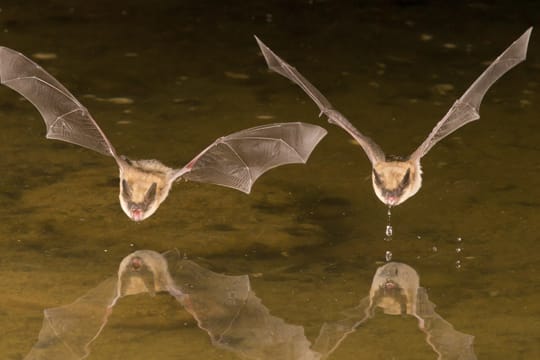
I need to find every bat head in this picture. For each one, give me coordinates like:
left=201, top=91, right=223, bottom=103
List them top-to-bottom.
left=118, top=158, right=174, bottom=221
left=372, top=159, right=422, bottom=206
left=118, top=250, right=173, bottom=296
left=369, top=262, right=420, bottom=315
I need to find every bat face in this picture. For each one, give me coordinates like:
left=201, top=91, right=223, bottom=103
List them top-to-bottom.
left=118, top=158, right=175, bottom=221
left=372, top=159, right=422, bottom=206
left=118, top=250, right=172, bottom=296
left=369, top=262, right=419, bottom=315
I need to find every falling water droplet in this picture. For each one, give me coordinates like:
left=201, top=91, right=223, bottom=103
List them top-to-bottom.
left=384, top=206, right=393, bottom=242
left=456, top=247, right=462, bottom=253
left=385, top=250, right=393, bottom=262
left=455, top=260, right=462, bottom=269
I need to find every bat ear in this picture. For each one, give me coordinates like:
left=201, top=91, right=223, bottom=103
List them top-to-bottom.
left=373, top=169, right=383, bottom=186
left=122, top=179, right=132, bottom=198
left=145, top=182, right=157, bottom=201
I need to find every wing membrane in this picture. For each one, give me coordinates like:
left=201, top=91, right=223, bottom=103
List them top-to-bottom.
left=411, top=28, right=532, bottom=160
left=255, top=36, right=385, bottom=164
left=0, top=47, right=117, bottom=157
left=179, top=122, right=327, bottom=193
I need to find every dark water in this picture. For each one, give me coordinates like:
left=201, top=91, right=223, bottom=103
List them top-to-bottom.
left=0, top=1, right=539, bottom=359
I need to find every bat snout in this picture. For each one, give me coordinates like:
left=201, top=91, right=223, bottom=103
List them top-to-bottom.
left=385, top=195, right=399, bottom=206
left=130, top=208, right=144, bottom=222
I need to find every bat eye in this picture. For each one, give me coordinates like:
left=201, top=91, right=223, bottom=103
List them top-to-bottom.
left=122, top=179, right=132, bottom=198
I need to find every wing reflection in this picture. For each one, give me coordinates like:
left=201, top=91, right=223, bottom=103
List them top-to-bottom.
left=24, top=253, right=475, bottom=360
left=314, top=262, right=477, bottom=360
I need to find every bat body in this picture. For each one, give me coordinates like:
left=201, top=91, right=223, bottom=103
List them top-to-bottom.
left=256, top=28, right=531, bottom=206
left=0, top=47, right=327, bottom=221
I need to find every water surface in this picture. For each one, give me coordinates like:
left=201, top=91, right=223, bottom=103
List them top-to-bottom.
left=0, top=1, right=539, bottom=359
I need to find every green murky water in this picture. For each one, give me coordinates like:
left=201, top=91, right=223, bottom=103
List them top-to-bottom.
left=0, top=1, right=539, bottom=359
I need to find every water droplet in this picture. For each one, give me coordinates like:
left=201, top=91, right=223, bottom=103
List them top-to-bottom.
left=384, top=206, right=393, bottom=241
left=385, top=225, right=393, bottom=237
left=457, top=237, right=462, bottom=242
left=432, top=246, right=438, bottom=252
left=456, top=247, right=462, bottom=253
left=385, top=251, right=393, bottom=262
left=455, top=260, right=462, bottom=269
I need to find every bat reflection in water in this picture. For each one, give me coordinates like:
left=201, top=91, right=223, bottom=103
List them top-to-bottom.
left=256, top=28, right=531, bottom=207
left=0, top=48, right=327, bottom=221
left=24, top=250, right=320, bottom=360
left=312, top=262, right=477, bottom=360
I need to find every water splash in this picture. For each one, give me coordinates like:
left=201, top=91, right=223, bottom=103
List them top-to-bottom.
left=384, top=206, right=393, bottom=242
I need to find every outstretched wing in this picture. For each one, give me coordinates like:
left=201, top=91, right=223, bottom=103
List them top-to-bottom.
left=410, top=28, right=532, bottom=160
left=255, top=36, right=385, bottom=165
left=0, top=47, right=118, bottom=158
left=175, top=122, right=327, bottom=193
left=24, top=277, right=118, bottom=360
left=414, top=287, right=477, bottom=360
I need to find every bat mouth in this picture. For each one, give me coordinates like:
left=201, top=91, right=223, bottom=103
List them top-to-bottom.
left=385, top=195, right=399, bottom=206
left=131, top=208, right=144, bottom=222
left=130, top=256, right=143, bottom=271
left=379, top=280, right=404, bottom=301
left=383, top=280, right=398, bottom=290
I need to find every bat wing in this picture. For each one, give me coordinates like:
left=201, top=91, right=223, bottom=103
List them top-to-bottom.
left=410, top=28, right=532, bottom=160
left=255, top=36, right=385, bottom=165
left=0, top=47, right=118, bottom=158
left=175, top=122, right=327, bottom=193
left=168, top=258, right=318, bottom=360
left=24, top=277, right=118, bottom=360
left=414, top=287, right=477, bottom=360
left=312, top=296, right=372, bottom=359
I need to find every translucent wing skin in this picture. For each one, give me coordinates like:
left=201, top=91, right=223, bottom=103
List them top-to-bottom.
left=410, top=28, right=532, bottom=160
left=255, top=36, right=385, bottom=165
left=0, top=47, right=118, bottom=158
left=176, top=122, right=327, bottom=193
left=169, top=258, right=319, bottom=360
left=24, top=278, right=118, bottom=360
left=414, top=287, right=477, bottom=360
left=312, top=297, right=372, bottom=359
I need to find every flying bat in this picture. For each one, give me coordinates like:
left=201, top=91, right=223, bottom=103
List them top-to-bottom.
left=255, top=28, right=531, bottom=206
left=0, top=47, right=327, bottom=221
